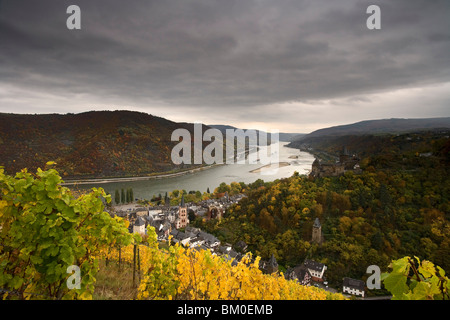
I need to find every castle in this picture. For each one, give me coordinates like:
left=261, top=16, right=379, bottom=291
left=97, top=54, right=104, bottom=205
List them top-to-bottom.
left=309, top=147, right=361, bottom=179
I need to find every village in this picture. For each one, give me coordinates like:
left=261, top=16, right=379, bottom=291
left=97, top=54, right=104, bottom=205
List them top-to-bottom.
left=106, top=190, right=372, bottom=300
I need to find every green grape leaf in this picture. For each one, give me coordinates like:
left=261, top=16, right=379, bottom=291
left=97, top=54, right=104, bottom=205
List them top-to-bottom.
left=390, top=256, right=411, bottom=275
left=382, top=272, right=409, bottom=299
left=413, top=281, right=441, bottom=300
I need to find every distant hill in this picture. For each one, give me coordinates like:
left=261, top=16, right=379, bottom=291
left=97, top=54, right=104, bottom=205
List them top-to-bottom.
left=0, top=111, right=206, bottom=179
left=287, top=117, right=450, bottom=162
left=288, top=117, right=450, bottom=148
left=293, top=117, right=450, bottom=141
left=208, top=124, right=305, bottom=142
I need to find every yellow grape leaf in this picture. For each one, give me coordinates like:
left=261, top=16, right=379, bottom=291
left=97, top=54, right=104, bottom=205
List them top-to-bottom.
left=418, top=260, right=436, bottom=278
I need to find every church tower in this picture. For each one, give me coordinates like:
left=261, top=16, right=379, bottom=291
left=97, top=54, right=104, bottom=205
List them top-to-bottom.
left=164, top=192, right=170, bottom=208
left=177, top=194, right=188, bottom=229
left=311, top=217, right=323, bottom=245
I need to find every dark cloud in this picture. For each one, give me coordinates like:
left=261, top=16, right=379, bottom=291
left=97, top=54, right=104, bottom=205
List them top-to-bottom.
left=0, top=0, right=449, bottom=131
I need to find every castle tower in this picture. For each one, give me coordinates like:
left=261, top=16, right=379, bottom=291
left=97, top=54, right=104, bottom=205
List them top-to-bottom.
left=339, top=146, right=350, bottom=164
left=343, top=146, right=349, bottom=155
left=310, top=158, right=321, bottom=178
left=133, top=216, right=146, bottom=235
left=312, top=218, right=323, bottom=245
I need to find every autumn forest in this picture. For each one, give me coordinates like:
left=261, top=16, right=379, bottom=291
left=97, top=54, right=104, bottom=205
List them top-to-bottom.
left=193, top=130, right=450, bottom=294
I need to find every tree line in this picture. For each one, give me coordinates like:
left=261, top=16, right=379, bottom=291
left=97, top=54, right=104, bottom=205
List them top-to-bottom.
left=114, top=188, right=134, bottom=204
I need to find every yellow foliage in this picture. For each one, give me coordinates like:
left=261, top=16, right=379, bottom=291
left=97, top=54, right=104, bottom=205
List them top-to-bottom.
left=98, top=235, right=346, bottom=300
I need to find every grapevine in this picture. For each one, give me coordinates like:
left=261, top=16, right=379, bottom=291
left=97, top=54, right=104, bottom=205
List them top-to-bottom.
left=0, top=165, right=138, bottom=300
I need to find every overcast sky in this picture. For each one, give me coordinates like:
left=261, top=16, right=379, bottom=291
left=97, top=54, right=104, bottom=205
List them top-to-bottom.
left=0, top=0, right=449, bottom=133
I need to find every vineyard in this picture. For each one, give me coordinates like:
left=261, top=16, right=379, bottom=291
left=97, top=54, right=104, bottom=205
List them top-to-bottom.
left=0, top=165, right=344, bottom=300
left=1, top=165, right=448, bottom=300
left=96, top=239, right=345, bottom=300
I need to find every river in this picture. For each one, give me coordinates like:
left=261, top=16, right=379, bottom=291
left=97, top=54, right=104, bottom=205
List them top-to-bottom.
left=69, top=142, right=314, bottom=200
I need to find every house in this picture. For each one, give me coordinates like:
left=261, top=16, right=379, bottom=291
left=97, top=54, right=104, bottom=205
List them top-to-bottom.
left=148, top=208, right=163, bottom=219
left=136, top=209, right=148, bottom=217
left=167, top=210, right=177, bottom=224
left=133, top=216, right=146, bottom=235
left=150, top=220, right=171, bottom=240
left=185, top=226, right=201, bottom=235
left=170, top=229, right=192, bottom=246
left=198, top=231, right=220, bottom=248
left=188, top=236, right=205, bottom=249
left=234, top=240, right=248, bottom=253
left=193, top=244, right=210, bottom=253
left=217, top=245, right=232, bottom=255
left=218, top=246, right=241, bottom=264
left=229, top=250, right=243, bottom=266
left=260, top=254, right=278, bottom=274
left=303, top=259, right=327, bottom=282
left=285, top=265, right=312, bottom=286
left=342, top=277, right=365, bottom=298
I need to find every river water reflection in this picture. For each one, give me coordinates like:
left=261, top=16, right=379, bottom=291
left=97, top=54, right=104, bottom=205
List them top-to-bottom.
left=71, top=142, right=314, bottom=200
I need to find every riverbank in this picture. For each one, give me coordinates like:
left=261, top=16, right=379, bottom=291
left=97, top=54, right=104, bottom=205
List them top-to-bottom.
left=61, top=164, right=224, bottom=186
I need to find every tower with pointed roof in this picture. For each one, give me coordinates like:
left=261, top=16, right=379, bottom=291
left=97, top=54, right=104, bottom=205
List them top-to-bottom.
left=164, top=192, right=170, bottom=208
left=176, top=194, right=188, bottom=229
left=180, top=194, right=185, bottom=207
left=312, top=217, right=323, bottom=245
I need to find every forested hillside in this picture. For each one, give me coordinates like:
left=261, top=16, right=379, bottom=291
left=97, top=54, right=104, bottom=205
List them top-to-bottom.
left=0, top=111, right=202, bottom=179
left=291, top=118, right=450, bottom=140
left=289, top=130, right=450, bottom=163
left=194, top=131, right=450, bottom=292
